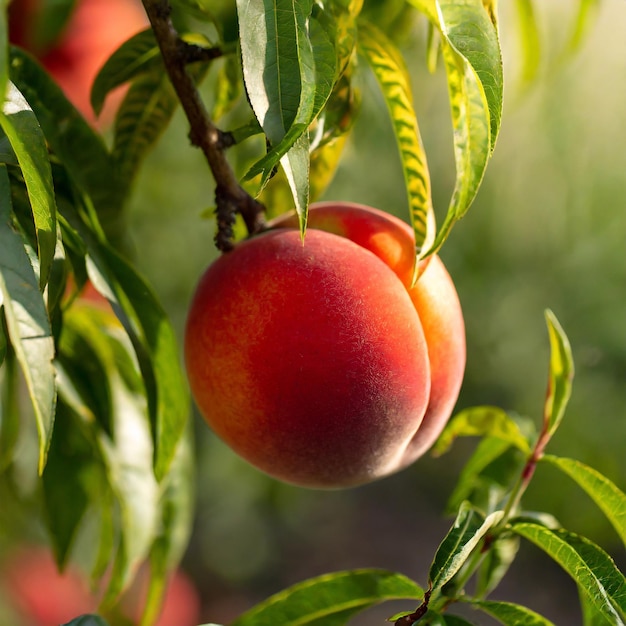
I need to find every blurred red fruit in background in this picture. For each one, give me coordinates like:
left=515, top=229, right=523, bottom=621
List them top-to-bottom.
left=8, top=0, right=148, bottom=123
left=0, top=546, right=201, bottom=626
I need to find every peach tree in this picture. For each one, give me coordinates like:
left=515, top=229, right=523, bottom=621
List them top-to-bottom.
left=0, top=1, right=624, bottom=625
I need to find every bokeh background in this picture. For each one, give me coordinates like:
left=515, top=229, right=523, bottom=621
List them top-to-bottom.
left=2, top=0, right=626, bottom=624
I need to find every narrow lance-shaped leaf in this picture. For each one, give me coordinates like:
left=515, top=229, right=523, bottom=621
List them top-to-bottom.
left=237, top=0, right=310, bottom=144
left=241, top=0, right=335, bottom=232
left=278, top=0, right=315, bottom=230
left=408, top=0, right=501, bottom=257
left=436, top=0, right=503, bottom=152
left=357, top=19, right=433, bottom=264
left=91, top=28, right=161, bottom=116
left=428, top=37, right=490, bottom=255
left=9, top=48, right=124, bottom=244
left=113, top=63, right=209, bottom=192
left=0, top=82, right=56, bottom=287
left=0, top=165, right=56, bottom=473
left=85, top=246, right=189, bottom=481
left=543, top=309, right=574, bottom=439
left=98, top=364, right=160, bottom=606
left=41, top=398, right=95, bottom=570
left=433, top=406, right=531, bottom=456
left=541, top=455, right=626, bottom=549
left=429, top=502, right=503, bottom=589
left=511, top=523, right=626, bottom=625
left=231, top=569, right=423, bottom=626
left=580, top=584, right=616, bottom=626
left=472, top=599, right=557, bottom=626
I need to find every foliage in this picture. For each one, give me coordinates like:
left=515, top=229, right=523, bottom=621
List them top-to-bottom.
left=0, top=0, right=622, bottom=625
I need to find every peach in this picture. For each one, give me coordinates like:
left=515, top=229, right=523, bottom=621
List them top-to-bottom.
left=185, top=202, right=465, bottom=488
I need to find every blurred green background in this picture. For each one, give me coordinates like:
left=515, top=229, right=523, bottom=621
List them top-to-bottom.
left=5, top=0, right=624, bottom=624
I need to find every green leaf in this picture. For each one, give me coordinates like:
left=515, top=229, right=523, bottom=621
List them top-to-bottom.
left=237, top=0, right=314, bottom=144
left=240, top=0, right=339, bottom=230
left=407, top=0, right=501, bottom=257
left=436, top=0, right=502, bottom=152
left=513, top=0, right=541, bottom=84
left=357, top=19, right=433, bottom=260
left=91, top=28, right=160, bottom=116
left=428, top=35, right=490, bottom=256
left=9, top=48, right=125, bottom=244
left=113, top=63, right=208, bottom=191
left=113, top=72, right=180, bottom=190
left=0, top=81, right=57, bottom=287
left=281, top=132, right=310, bottom=230
left=0, top=165, right=56, bottom=473
left=85, top=247, right=189, bottom=481
left=54, top=298, right=162, bottom=600
left=543, top=309, right=574, bottom=439
left=98, top=372, right=160, bottom=605
left=42, top=399, right=97, bottom=569
left=433, top=406, right=531, bottom=456
left=541, top=455, right=626, bottom=549
left=429, top=502, right=503, bottom=589
left=511, top=523, right=626, bottom=625
left=230, top=569, right=423, bottom=626
left=580, top=584, right=616, bottom=626
left=472, top=600, right=556, bottom=625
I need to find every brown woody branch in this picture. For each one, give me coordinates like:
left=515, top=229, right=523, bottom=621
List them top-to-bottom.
left=140, top=0, right=266, bottom=251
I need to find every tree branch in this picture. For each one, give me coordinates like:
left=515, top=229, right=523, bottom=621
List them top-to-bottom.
left=140, top=0, right=266, bottom=251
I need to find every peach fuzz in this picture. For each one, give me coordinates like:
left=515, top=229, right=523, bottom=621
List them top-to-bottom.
left=185, top=202, right=465, bottom=488
left=271, top=202, right=466, bottom=461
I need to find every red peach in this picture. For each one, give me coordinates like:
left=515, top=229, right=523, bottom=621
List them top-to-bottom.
left=185, top=202, right=466, bottom=488
left=271, top=202, right=466, bottom=462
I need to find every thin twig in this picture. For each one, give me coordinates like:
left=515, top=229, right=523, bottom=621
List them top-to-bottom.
left=140, top=0, right=266, bottom=251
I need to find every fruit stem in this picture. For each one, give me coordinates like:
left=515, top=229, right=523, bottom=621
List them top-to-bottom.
left=140, top=0, right=267, bottom=251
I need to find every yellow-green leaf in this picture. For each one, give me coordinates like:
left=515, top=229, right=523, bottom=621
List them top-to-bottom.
left=357, top=19, right=433, bottom=261
left=543, top=309, right=574, bottom=438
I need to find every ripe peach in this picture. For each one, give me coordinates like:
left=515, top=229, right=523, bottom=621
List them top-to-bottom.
left=185, top=202, right=465, bottom=488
